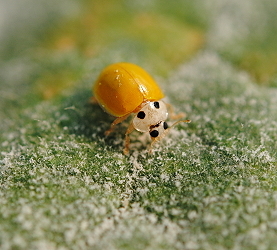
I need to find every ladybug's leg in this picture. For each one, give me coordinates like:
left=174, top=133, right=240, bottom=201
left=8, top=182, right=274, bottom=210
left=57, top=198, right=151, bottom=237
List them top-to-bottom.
left=89, top=96, right=98, bottom=104
left=166, top=103, right=186, bottom=120
left=105, top=114, right=130, bottom=136
left=123, top=123, right=135, bottom=155
left=148, top=129, right=169, bottom=154
left=148, top=138, right=159, bottom=154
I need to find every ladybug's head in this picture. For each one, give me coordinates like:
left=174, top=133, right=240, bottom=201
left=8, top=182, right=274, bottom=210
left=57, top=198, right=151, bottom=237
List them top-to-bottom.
left=132, top=101, right=168, bottom=139
left=133, top=101, right=190, bottom=151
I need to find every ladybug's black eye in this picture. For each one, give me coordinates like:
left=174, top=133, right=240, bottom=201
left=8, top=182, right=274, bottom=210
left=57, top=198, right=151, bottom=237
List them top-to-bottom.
left=153, top=101, right=160, bottom=109
left=137, top=111, right=146, bottom=119
left=163, top=122, right=169, bottom=130
left=150, top=130, right=159, bottom=138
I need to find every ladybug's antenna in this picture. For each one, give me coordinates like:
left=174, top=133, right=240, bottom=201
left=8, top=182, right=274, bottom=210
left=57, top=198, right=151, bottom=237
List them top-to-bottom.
left=170, top=119, right=191, bottom=128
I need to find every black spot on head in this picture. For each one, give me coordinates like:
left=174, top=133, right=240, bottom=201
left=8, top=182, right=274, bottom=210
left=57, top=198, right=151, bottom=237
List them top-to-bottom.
left=153, top=101, right=160, bottom=109
left=137, top=111, right=146, bottom=119
left=163, top=122, right=169, bottom=130
left=150, top=130, right=159, bottom=138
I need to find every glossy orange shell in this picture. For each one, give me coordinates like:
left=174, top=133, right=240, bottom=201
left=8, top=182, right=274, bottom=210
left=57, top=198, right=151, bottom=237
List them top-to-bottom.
left=93, top=62, right=164, bottom=117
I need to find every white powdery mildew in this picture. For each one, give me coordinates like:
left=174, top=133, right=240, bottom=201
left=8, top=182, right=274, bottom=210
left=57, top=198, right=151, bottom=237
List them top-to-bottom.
left=206, top=0, right=273, bottom=53
left=1, top=1, right=277, bottom=249
left=165, top=50, right=277, bottom=164
left=166, top=50, right=258, bottom=109
left=250, top=146, right=275, bottom=164
left=85, top=204, right=183, bottom=250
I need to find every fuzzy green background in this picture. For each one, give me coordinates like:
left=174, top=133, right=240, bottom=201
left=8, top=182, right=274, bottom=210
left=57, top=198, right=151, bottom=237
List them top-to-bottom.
left=1, top=0, right=277, bottom=249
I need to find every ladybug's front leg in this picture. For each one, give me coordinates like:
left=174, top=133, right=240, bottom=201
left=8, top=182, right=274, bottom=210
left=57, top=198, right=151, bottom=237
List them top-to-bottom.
left=166, top=103, right=186, bottom=120
left=105, top=114, right=130, bottom=136
left=123, top=123, right=135, bottom=155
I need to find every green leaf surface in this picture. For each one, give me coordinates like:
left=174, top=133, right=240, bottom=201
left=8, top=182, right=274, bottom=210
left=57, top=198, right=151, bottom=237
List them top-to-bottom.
left=1, top=0, right=277, bottom=249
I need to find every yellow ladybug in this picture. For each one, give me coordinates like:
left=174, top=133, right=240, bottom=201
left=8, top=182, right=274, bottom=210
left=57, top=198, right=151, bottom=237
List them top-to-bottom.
left=93, top=62, right=190, bottom=154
